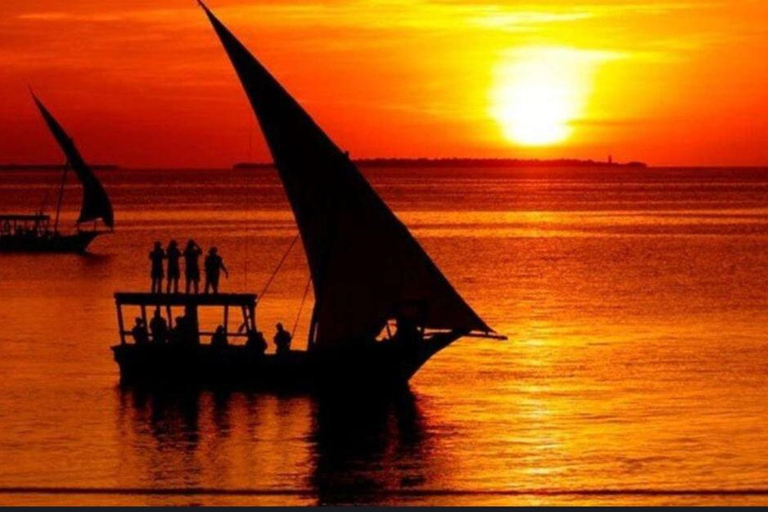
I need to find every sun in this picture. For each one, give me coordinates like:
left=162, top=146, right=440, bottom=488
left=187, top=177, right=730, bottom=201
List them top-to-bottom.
left=490, top=47, right=602, bottom=147
left=495, top=79, right=573, bottom=145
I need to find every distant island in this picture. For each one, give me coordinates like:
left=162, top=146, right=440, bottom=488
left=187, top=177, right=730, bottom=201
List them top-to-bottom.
left=233, top=158, right=647, bottom=170
left=0, top=164, right=119, bottom=171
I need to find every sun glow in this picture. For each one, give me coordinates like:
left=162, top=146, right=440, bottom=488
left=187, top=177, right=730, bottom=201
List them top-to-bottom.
left=490, top=47, right=606, bottom=146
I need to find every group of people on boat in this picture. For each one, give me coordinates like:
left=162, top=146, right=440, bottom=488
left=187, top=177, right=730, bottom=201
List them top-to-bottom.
left=0, top=216, right=51, bottom=239
left=149, top=240, right=228, bottom=294
left=131, top=308, right=198, bottom=347
left=130, top=309, right=293, bottom=355
left=237, top=323, right=292, bottom=355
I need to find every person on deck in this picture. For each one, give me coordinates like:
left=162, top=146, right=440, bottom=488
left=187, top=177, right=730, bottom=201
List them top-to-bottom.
left=183, top=239, right=203, bottom=294
left=166, top=240, right=182, bottom=294
left=149, top=242, right=165, bottom=294
left=204, top=247, right=229, bottom=294
left=149, top=309, right=168, bottom=344
left=170, top=313, right=195, bottom=346
left=169, top=316, right=185, bottom=346
left=131, top=317, right=149, bottom=346
left=274, top=323, right=292, bottom=355
left=211, top=325, right=228, bottom=348
left=246, top=330, right=268, bottom=355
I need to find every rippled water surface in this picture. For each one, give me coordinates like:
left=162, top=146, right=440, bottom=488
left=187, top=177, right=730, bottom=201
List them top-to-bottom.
left=1, top=166, right=768, bottom=505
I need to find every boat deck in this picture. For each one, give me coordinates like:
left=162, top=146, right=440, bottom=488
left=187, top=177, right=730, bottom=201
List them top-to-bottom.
left=111, top=291, right=468, bottom=391
left=115, top=292, right=257, bottom=306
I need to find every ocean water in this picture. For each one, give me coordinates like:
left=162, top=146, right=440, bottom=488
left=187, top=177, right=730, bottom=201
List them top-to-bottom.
left=1, top=166, right=768, bottom=505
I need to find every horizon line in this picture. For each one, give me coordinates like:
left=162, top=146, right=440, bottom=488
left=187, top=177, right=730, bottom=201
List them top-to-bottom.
left=6, top=158, right=768, bottom=171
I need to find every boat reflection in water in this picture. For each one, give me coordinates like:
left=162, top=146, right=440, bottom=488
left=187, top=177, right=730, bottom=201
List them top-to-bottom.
left=116, top=387, right=432, bottom=506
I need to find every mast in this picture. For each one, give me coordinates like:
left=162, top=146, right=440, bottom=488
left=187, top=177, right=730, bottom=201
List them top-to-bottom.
left=52, top=163, right=69, bottom=233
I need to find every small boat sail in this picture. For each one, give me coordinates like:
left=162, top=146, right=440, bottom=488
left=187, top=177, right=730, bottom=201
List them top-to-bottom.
left=111, top=3, right=502, bottom=391
left=0, top=93, right=114, bottom=253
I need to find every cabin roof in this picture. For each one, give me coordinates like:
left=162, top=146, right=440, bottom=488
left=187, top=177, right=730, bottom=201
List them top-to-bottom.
left=0, top=214, right=50, bottom=221
left=114, top=292, right=257, bottom=307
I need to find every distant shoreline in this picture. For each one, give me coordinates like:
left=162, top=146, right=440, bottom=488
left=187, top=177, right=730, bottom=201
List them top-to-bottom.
left=233, top=158, right=648, bottom=170
left=0, top=159, right=653, bottom=171
left=0, top=164, right=119, bottom=171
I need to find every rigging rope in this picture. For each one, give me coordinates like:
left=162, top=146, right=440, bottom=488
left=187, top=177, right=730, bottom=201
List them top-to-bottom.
left=243, top=117, right=255, bottom=290
left=38, top=161, right=65, bottom=216
left=53, top=163, right=69, bottom=232
left=243, top=172, right=250, bottom=290
left=38, top=188, right=51, bottom=216
left=244, top=219, right=249, bottom=290
left=258, top=232, right=300, bottom=300
left=292, top=276, right=313, bottom=337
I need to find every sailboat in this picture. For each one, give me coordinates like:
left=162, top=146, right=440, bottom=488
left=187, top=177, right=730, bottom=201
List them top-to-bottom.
left=111, top=2, right=503, bottom=390
left=0, top=94, right=114, bottom=253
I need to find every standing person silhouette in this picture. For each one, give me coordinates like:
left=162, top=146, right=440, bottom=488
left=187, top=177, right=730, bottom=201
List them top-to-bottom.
left=183, top=239, right=203, bottom=294
left=166, top=240, right=182, bottom=294
left=149, top=241, right=165, bottom=294
left=204, top=247, right=229, bottom=294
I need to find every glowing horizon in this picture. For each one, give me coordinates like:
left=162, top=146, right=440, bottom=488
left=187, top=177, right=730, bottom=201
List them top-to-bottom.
left=0, top=1, right=767, bottom=167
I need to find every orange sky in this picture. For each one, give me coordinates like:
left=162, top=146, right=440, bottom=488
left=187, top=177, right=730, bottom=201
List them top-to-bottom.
left=1, top=0, right=767, bottom=168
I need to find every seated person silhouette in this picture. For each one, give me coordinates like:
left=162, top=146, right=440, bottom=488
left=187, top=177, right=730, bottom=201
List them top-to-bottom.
left=183, top=306, right=199, bottom=346
left=149, top=309, right=168, bottom=344
left=170, top=315, right=194, bottom=346
left=131, top=317, right=149, bottom=346
left=274, top=323, right=292, bottom=355
left=211, top=325, right=228, bottom=348
left=246, top=330, right=268, bottom=355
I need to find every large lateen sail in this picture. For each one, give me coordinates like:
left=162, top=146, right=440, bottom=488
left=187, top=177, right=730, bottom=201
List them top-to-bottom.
left=200, top=2, right=495, bottom=347
left=32, top=94, right=114, bottom=229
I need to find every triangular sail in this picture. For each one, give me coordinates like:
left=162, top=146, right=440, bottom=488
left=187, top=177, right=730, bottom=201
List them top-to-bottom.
left=200, top=3, right=494, bottom=347
left=32, top=94, right=114, bottom=228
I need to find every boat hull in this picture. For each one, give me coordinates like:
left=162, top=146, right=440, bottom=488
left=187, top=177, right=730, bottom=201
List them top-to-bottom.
left=0, top=231, right=101, bottom=253
left=112, top=334, right=459, bottom=392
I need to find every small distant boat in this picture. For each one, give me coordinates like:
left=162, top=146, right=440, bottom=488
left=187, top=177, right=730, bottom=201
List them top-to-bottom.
left=112, top=2, right=503, bottom=391
left=0, top=94, right=114, bottom=253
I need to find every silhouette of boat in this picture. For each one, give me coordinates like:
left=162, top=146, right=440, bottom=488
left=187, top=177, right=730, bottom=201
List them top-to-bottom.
left=111, top=2, right=503, bottom=391
left=0, top=94, right=114, bottom=253
left=112, top=293, right=320, bottom=387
